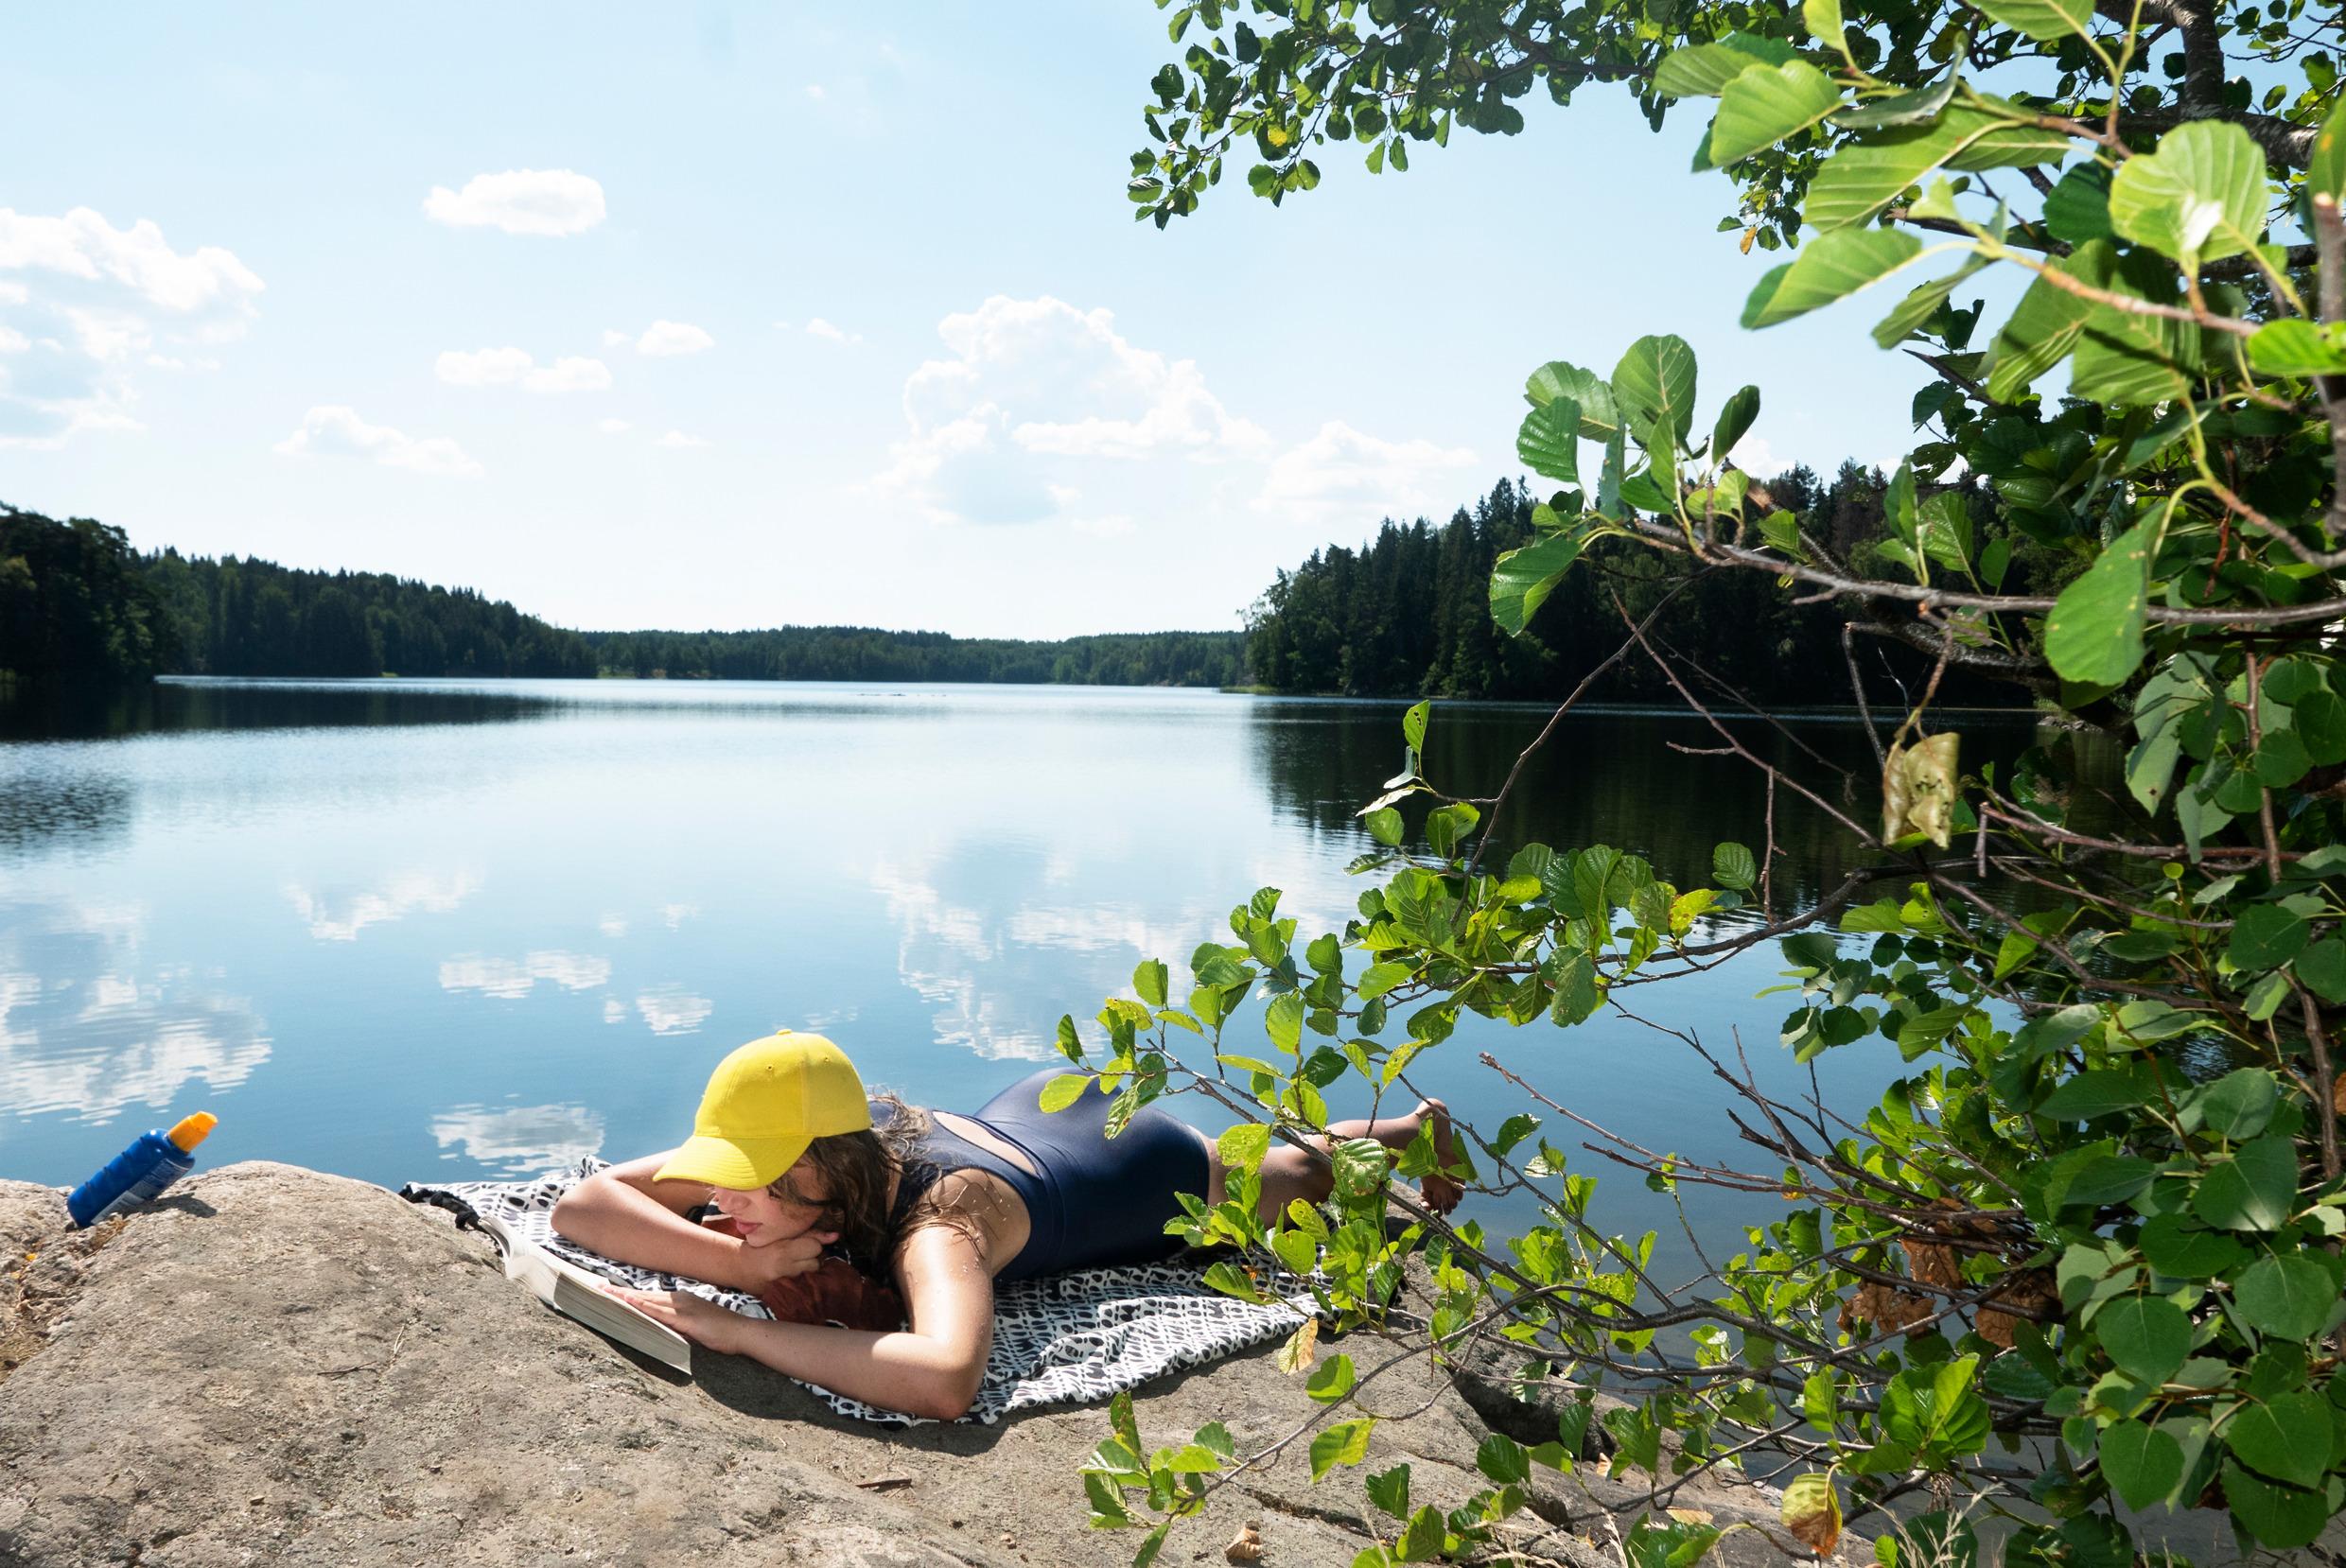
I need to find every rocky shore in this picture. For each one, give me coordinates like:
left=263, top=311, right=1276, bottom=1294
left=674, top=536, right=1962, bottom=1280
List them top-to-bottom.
left=0, top=1163, right=1841, bottom=1567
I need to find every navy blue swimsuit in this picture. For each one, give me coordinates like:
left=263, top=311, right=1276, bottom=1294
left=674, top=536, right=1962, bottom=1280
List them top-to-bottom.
left=886, top=1068, right=1208, bottom=1282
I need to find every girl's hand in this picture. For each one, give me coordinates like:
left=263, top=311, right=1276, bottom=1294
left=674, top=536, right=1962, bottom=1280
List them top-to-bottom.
left=728, top=1228, right=841, bottom=1293
left=604, top=1285, right=753, bottom=1356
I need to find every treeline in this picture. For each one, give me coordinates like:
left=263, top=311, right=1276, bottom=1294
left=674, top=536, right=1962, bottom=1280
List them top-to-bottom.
left=1245, top=472, right=2016, bottom=705
left=0, top=503, right=1242, bottom=689
left=1, top=505, right=600, bottom=683
left=583, top=627, right=1242, bottom=686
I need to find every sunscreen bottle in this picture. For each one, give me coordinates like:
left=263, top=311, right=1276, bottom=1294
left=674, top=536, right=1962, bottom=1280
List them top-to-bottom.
left=65, top=1112, right=219, bottom=1228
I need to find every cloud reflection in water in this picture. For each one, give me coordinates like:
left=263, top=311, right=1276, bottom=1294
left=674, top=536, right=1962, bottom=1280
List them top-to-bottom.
left=0, top=900, right=271, bottom=1124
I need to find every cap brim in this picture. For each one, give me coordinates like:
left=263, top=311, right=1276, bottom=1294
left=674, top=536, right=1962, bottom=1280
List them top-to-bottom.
left=655, top=1132, right=813, bottom=1191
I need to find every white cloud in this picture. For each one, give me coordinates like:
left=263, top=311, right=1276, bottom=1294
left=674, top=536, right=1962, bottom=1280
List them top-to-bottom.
left=804, top=84, right=827, bottom=101
left=423, top=168, right=606, bottom=236
left=0, top=207, right=263, bottom=448
left=0, top=208, right=265, bottom=314
left=876, top=295, right=1269, bottom=526
left=804, top=317, right=860, bottom=344
left=633, top=320, right=714, bottom=357
left=602, top=328, right=630, bottom=348
left=435, top=345, right=534, bottom=386
left=437, top=346, right=611, bottom=393
left=525, top=356, right=611, bottom=392
left=273, top=405, right=483, bottom=479
left=596, top=417, right=630, bottom=436
left=1255, top=420, right=1479, bottom=529
left=655, top=429, right=710, bottom=449
left=284, top=869, right=481, bottom=943
left=438, top=950, right=612, bottom=1000
left=635, top=986, right=714, bottom=1036
left=602, top=998, right=627, bottom=1023
left=430, top=1102, right=606, bottom=1174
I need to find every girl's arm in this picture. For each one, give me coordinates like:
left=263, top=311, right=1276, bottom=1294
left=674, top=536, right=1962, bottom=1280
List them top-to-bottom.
left=550, top=1151, right=834, bottom=1294
left=615, top=1222, right=995, bottom=1420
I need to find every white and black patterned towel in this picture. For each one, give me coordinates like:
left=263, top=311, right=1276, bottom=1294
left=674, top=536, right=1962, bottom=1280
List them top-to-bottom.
left=401, top=1159, right=1313, bottom=1426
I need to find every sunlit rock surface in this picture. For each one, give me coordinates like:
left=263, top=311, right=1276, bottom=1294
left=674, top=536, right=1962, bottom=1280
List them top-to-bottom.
left=0, top=1163, right=1828, bottom=1566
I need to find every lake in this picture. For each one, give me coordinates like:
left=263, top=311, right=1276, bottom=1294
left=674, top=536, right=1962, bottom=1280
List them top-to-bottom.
left=0, top=677, right=2048, bottom=1281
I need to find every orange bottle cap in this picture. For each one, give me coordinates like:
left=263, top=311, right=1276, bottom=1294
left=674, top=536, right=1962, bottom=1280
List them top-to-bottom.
left=167, top=1112, right=218, bottom=1153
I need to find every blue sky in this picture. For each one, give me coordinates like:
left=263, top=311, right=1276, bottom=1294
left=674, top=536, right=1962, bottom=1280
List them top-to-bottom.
left=3, top=4, right=1937, bottom=639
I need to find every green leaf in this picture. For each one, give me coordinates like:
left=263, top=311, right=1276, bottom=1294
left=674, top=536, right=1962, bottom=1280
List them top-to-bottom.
left=1802, top=0, right=1844, bottom=45
left=1970, top=0, right=2094, bottom=41
left=1652, top=33, right=1799, bottom=99
left=1710, top=60, right=1843, bottom=167
left=1836, top=72, right=1960, bottom=132
left=2309, top=92, right=2346, bottom=207
left=1804, top=106, right=2014, bottom=230
left=2108, top=121, right=2268, bottom=265
left=2041, top=161, right=2113, bottom=242
left=1743, top=227, right=1924, bottom=328
left=1986, top=239, right=2109, bottom=400
left=2066, top=249, right=2197, bottom=404
left=1872, top=253, right=1993, bottom=348
left=2248, top=319, right=2346, bottom=375
left=1611, top=335, right=1699, bottom=447
left=1525, top=360, right=1622, bottom=441
left=1712, top=385, right=1760, bottom=462
left=1516, top=397, right=1581, bottom=481
left=2043, top=518, right=2154, bottom=686
left=1490, top=530, right=1586, bottom=636
left=1402, top=698, right=1428, bottom=752
left=1365, top=807, right=1404, bottom=847
left=1712, top=841, right=1758, bottom=891
left=2230, top=902, right=2313, bottom=971
left=2298, top=937, right=2346, bottom=1002
left=1133, top=959, right=1168, bottom=1008
left=1357, top=961, right=1414, bottom=1000
left=1057, top=1014, right=1084, bottom=1064
left=2037, top=1068, right=2148, bottom=1121
left=2193, top=1068, right=2279, bottom=1140
left=1040, top=1072, right=1093, bottom=1113
left=1217, top=1120, right=1271, bottom=1173
left=2190, top=1136, right=2300, bottom=1231
left=2137, top=1213, right=2247, bottom=1278
left=2233, top=1255, right=2336, bottom=1341
left=2097, top=1295, right=2191, bottom=1386
left=1306, top=1352, right=1357, bottom=1402
left=2224, top=1391, right=2330, bottom=1489
left=1308, top=1418, right=1375, bottom=1480
left=2099, top=1419, right=2183, bottom=1511
left=1476, top=1433, right=1532, bottom=1485
left=2222, top=1461, right=2330, bottom=1550
left=1364, top=1463, right=1411, bottom=1520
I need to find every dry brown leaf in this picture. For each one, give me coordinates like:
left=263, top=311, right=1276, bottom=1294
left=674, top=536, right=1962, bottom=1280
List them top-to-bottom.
left=1781, top=1472, right=1842, bottom=1558
left=1667, top=1507, right=1715, bottom=1525
left=1226, top=1521, right=1263, bottom=1563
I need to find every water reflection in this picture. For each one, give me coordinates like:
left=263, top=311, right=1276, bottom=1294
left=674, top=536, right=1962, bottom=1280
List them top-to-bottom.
left=1246, top=699, right=2053, bottom=912
left=0, top=761, right=134, bottom=856
left=288, top=869, right=481, bottom=942
left=0, top=898, right=271, bottom=1124
left=439, top=950, right=613, bottom=1000
left=634, top=986, right=714, bottom=1037
left=429, top=1101, right=605, bottom=1173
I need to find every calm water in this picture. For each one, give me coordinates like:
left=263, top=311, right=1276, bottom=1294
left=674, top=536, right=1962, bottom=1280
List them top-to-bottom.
left=0, top=678, right=2047, bottom=1278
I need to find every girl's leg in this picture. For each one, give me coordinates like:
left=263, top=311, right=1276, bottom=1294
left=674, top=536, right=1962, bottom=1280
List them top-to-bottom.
left=1205, top=1100, right=1462, bottom=1222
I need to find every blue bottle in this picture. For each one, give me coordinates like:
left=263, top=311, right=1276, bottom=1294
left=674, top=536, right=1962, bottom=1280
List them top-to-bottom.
left=66, top=1112, right=219, bottom=1228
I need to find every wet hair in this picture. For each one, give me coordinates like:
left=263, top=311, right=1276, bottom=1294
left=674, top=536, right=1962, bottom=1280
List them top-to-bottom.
left=768, top=1090, right=1013, bottom=1274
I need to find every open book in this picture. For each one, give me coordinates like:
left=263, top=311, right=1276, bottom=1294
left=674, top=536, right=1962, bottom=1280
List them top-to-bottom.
left=479, top=1211, right=694, bottom=1375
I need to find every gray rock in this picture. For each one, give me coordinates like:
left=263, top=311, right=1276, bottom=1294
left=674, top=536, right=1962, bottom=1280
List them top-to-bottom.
left=0, top=1163, right=1837, bottom=1566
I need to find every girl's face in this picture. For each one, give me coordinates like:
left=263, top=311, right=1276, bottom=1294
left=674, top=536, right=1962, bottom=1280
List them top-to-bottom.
left=709, top=1156, right=832, bottom=1246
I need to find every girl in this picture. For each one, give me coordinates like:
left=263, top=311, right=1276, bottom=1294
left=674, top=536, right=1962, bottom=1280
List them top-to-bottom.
left=551, top=1029, right=1458, bottom=1420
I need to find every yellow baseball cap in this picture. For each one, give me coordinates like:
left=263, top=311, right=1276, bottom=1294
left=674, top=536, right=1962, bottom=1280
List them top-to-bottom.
left=654, top=1031, right=872, bottom=1190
